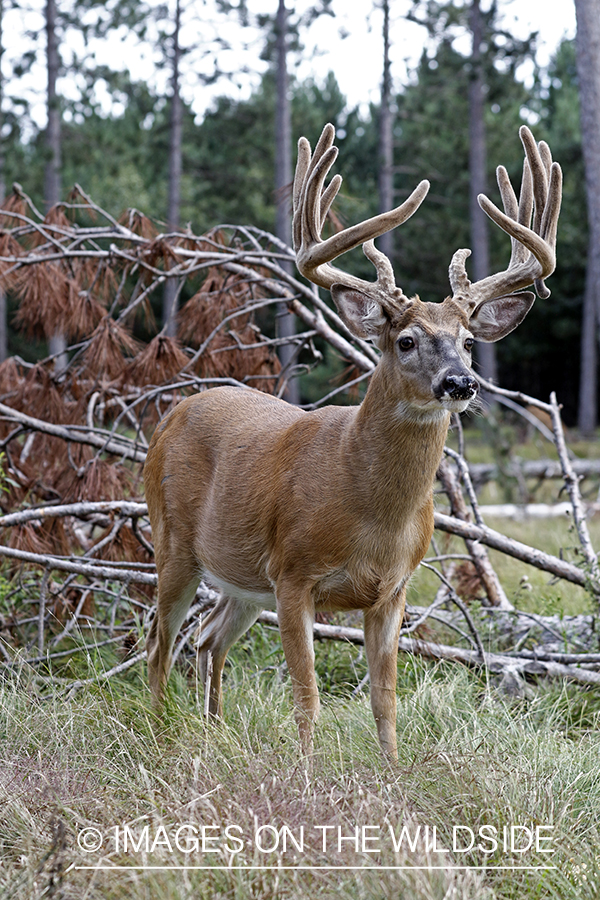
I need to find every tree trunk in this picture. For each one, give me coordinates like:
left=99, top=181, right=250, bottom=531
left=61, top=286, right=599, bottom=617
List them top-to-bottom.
left=0, top=0, right=7, bottom=362
left=45, top=0, right=66, bottom=368
left=45, top=0, right=61, bottom=210
left=163, top=0, right=183, bottom=337
left=274, top=0, right=299, bottom=403
left=377, top=0, right=394, bottom=261
left=468, top=0, right=497, bottom=389
left=575, top=0, right=600, bottom=434
left=578, top=236, right=597, bottom=433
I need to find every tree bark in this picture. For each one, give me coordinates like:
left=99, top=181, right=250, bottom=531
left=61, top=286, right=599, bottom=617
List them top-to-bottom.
left=0, top=0, right=7, bottom=362
left=45, top=0, right=67, bottom=368
left=45, top=0, right=61, bottom=210
left=163, top=0, right=183, bottom=337
left=274, top=0, right=299, bottom=403
left=377, top=0, right=394, bottom=261
left=468, top=0, right=497, bottom=389
left=575, top=0, right=600, bottom=434
left=578, top=235, right=597, bottom=433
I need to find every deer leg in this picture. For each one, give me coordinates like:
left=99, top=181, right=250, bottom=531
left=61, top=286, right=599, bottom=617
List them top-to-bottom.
left=147, top=561, right=200, bottom=705
left=276, top=584, right=319, bottom=754
left=363, top=589, right=405, bottom=760
left=196, top=597, right=262, bottom=718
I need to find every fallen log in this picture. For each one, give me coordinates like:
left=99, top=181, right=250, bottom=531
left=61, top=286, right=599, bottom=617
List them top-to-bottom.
left=467, top=458, right=600, bottom=485
left=478, top=502, right=574, bottom=519
left=433, top=511, right=595, bottom=593
left=257, top=611, right=600, bottom=688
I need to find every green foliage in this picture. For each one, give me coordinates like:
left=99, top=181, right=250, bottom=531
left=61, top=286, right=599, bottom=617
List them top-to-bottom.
left=387, top=4, right=587, bottom=419
left=1, top=12, right=591, bottom=419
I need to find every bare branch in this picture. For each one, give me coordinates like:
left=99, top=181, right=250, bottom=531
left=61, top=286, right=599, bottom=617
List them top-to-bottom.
left=549, top=391, right=600, bottom=584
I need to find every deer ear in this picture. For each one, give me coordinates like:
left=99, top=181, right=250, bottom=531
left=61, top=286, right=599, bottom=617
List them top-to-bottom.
left=331, top=284, right=386, bottom=341
left=469, top=291, right=535, bottom=342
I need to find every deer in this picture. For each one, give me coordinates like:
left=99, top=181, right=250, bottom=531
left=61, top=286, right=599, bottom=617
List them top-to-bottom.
left=144, top=123, right=561, bottom=758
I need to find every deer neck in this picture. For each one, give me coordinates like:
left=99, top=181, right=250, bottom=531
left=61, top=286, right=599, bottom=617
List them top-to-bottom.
left=350, top=363, right=451, bottom=516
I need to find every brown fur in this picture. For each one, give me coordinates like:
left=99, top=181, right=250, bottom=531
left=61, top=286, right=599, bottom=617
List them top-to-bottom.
left=144, top=299, right=481, bottom=758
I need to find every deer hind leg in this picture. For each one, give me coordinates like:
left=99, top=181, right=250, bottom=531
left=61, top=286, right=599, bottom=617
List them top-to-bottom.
left=147, top=560, right=201, bottom=706
left=363, top=588, right=406, bottom=760
left=196, top=596, right=262, bottom=718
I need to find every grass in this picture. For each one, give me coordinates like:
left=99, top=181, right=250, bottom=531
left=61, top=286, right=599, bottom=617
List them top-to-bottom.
left=2, top=423, right=600, bottom=899
left=2, top=628, right=600, bottom=900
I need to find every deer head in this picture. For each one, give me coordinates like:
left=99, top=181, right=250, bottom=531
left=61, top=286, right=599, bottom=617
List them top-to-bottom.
left=293, top=123, right=562, bottom=418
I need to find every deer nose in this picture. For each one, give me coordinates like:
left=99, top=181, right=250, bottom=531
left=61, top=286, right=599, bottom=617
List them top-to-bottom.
left=442, top=374, right=479, bottom=400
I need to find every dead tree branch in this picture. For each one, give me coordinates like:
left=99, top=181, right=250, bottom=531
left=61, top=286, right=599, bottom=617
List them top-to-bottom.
left=0, top=186, right=597, bottom=696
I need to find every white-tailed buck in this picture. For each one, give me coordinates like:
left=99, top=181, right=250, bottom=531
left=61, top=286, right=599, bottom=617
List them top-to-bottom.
left=145, top=124, right=561, bottom=757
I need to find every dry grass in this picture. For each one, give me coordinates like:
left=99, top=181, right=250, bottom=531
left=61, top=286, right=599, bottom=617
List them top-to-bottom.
left=1, top=630, right=600, bottom=900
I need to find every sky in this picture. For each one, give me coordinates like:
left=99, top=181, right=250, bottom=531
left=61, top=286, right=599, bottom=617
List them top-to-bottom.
left=3, top=0, right=578, bottom=128
left=292, top=0, right=577, bottom=113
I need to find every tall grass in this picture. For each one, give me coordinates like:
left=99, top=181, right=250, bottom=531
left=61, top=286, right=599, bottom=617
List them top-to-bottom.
left=2, top=629, right=600, bottom=900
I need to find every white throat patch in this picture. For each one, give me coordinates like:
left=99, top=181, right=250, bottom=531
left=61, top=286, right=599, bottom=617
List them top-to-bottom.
left=394, top=400, right=450, bottom=424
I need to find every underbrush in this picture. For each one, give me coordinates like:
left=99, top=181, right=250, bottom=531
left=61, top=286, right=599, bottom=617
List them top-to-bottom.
left=2, top=629, right=600, bottom=900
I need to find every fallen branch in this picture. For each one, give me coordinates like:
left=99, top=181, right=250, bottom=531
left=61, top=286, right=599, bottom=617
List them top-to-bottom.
left=549, top=391, right=600, bottom=587
left=0, top=403, right=147, bottom=463
left=437, top=456, right=512, bottom=610
left=467, top=459, right=600, bottom=485
left=0, top=500, right=148, bottom=528
left=476, top=503, right=575, bottom=519
left=434, top=511, right=594, bottom=592
left=0, top=543, right=156, bottom=583
left=257, top=611, right=600, bottom=688
left=62, top=650, right=148, bottom=696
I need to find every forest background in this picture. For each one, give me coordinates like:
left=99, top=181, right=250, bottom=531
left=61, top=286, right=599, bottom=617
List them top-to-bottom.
left=0, top=0, right=597, bottom=427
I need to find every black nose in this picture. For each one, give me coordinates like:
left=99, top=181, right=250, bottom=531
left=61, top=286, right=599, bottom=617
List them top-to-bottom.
left=442, top=374, right=479, bottom=400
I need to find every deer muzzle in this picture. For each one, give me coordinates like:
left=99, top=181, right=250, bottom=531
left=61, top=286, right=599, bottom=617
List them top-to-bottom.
left=437, top=373, right=479, bottom=402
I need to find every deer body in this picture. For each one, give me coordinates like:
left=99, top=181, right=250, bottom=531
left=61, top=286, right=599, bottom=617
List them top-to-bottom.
left=145, top=124, right=561, bottom=757
left=145, top=373, right=450, bottom=754
left=146, top=383, right=443, bottom=608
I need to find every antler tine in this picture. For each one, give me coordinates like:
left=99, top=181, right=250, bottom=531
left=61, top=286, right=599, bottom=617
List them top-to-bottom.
left=293, top=123, right=430, bottom=296
left=292, top=125, right=338, bottom=252
left=450, top=125, right=562, bottom=312
left=521, top=126, right=548, bottom=237
left=518, top=127, right=557, bottom=300
left=292, top=137, right=311, bottom=213
left=539, top=140, right=553, bottom=184
left=302, top=145, right=339, bottom=243
left=496, top=156, right=532, bottom=268
left=516, top=157, right=533, bottom=263
left=535, top=161, right=562, bottom=298
left=496, top=165, right=524, bottom=267
left=319, top=172, right=342, bottom=230
left=363, top=239, right=396, bottom=291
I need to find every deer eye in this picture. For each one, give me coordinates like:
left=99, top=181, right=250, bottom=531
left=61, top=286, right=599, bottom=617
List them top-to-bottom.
left=398, top=336, right=415, bottom=351
left=464, top=338, right=475, bottom=352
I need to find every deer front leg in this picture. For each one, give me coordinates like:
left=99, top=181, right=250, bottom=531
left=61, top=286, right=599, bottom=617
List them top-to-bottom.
left=276, top=582, right=320, bottom=754
left=363, top=589, right=406, bottom=759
